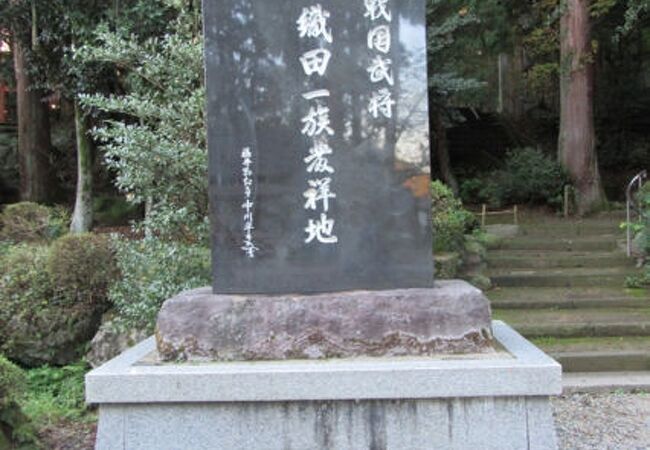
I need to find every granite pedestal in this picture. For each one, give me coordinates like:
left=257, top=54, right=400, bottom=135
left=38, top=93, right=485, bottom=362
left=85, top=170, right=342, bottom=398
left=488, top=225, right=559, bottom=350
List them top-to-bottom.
left=87, top=321, right=561, bottom=450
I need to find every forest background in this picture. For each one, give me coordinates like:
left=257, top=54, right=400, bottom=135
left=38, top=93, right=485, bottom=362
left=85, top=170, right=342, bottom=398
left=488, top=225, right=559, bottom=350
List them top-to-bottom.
left=0, top=0, right=649, bottom=447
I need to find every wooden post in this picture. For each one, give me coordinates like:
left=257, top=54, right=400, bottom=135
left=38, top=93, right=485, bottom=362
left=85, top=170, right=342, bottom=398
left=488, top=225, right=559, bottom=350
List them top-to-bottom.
left=481, top=204, right=487, bottom=228
left=514, top=205, right=519, bottom=226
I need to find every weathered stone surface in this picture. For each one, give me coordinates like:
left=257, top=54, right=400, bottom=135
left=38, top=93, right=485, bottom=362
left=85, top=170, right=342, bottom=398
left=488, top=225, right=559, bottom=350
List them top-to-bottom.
left=156, top=280, right=493, bottom=362
left=87, top=315, right=149, bottom=368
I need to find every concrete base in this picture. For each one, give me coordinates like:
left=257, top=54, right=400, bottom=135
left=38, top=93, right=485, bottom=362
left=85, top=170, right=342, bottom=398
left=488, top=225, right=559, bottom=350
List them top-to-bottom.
left=87, top=321, right=562, bottom=450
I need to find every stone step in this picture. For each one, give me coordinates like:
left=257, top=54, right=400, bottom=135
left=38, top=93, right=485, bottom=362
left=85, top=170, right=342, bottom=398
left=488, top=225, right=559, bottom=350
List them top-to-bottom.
left=519, top=223, right=622, bottom=237
left=495, top=236, right=619, bottom=252
left=487, top=250, right=631, bottom=270
left=489, top=267, right=637, bottom=288
left=488, top=287, right=650, bottom=310
left=493, top=308, right=650, bottom=338
left=532, top=336, right=650, bottom=373
left=563, top=371, right=650, bottom=394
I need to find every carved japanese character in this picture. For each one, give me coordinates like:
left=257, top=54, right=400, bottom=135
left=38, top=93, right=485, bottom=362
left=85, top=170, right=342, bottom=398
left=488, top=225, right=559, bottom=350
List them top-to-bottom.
left=364, top=0, right=392, bottom=22
left=297, top=4, right=333, bottom=43
left=368, top=25, right=391, bottom=54
left=299, top=48, right=332, bottom=77
left=367, top=55, right=394, bottom=85
left=368, top=88, right=395, bottom=119
left=302, top=89, right=330, bottom=100
left=301, top=103, right=335, bottom=137
left=304, top=139, right=335, bottom=174
left=303, top=177, right=337, bottom=212
left=305, top=213, right=338, bottom=244
left=241, top=239, right=259, bottom=258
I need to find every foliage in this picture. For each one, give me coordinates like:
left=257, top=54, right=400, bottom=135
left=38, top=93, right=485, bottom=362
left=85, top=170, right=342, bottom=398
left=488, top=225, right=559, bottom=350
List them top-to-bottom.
left=0, top=0, right=174, bottom=98
left=615, top=0, right=650, bottom=36
left=427, top=1, right=484, bottom=110
left=79, top=3, right=207, bottom=243
left=462, top=148, right=569, bottom=208
left=431, top=181, right=478, bottom=253
left=626, top=183, right=650, bottom=287
left=93, top=195, right=142, bottom=227
left=0, top=203, right=69, bottom=244
left=47, top=233, right=119, bottom=304
left=0, top=235, right=115, bottom=367
left=109, top=237, right=211, bottom=331
left=0, top=355, right=38, bottom=449
left=0, top=356, right=26, bottom=409
left=21, top=363, right=90, bottom=427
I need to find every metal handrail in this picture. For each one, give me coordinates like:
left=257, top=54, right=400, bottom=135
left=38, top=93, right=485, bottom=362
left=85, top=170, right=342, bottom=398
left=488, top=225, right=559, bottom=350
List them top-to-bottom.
left=627, top=170, right=648, bottom=257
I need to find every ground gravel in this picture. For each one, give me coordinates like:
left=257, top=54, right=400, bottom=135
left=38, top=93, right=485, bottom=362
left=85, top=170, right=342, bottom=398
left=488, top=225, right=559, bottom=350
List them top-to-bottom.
left=554, top=393, right=650, bottom=450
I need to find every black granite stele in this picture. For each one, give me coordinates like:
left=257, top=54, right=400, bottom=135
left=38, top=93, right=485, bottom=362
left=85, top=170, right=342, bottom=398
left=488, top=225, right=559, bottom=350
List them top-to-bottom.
left=204, top=0, right=432, bottom=294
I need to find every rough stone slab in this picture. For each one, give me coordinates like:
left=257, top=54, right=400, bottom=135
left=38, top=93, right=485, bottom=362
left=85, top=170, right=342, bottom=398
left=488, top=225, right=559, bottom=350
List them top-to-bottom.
left=155, top=280, right=493, bottom=362
left=86, top=321, right=562, bottom=404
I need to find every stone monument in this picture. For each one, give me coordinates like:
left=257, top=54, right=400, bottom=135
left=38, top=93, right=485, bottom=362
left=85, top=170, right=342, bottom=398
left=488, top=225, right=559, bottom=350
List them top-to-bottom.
left=86, top=1, right=561, bottom=448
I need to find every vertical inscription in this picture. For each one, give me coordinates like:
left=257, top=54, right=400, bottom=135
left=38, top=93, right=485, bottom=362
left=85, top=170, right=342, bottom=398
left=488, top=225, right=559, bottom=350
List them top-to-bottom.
left=365, top=0, right=395, bottom=120
left=297, top=4, right=339, bottom=245
left=241, top=147, right=259, bottom=258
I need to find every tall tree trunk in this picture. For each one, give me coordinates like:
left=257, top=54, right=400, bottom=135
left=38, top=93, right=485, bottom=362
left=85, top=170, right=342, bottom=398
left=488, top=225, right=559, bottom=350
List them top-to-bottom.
left=559, top=0, right=606, bottom=215
left=13, top=40, right=54, bottom=203
left=0, top=83, right=7, bottom=123
left=70, top=101, right=94, bottom=233
left=434, top=112, right=459, bottom=196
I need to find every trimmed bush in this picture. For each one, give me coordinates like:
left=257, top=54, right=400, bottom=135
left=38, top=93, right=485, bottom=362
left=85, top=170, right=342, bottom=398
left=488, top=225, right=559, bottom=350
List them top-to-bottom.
left=461, top=148, right=569, bottom=209
left=431, top=181, right=478, bottom=253
left=0, top=202, right=69, bottom=244
left=48, top=233, right=118, bottom=304
left=0, top=234, right=117, bottom=367
left=109, top=237, right=211, bottom=331
left=0, top=355, right=37, bottom=449
left=0, top=355, right=26, bottom=408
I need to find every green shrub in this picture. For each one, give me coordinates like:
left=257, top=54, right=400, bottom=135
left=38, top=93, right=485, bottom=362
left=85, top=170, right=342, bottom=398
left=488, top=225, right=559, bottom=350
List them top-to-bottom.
left=462, top=148, right=569, bottom=208
left=459, top=178, right=487, bottom=205
left=431, top=181, right=478, bottom=253
left=621, top=183, right=650, bottom=288
left=0, top=202, right=69, bottom=243
left=47, top=233, right=118, bottom=305
left=0, top=235, right=116, bottom=367
left=109, top=237, right=211, bottom=331
left=0, top=355, right=38, bottom=449
left=0, top=355, right=26, bottom=408
left=22, top=363, right=89, bottom=427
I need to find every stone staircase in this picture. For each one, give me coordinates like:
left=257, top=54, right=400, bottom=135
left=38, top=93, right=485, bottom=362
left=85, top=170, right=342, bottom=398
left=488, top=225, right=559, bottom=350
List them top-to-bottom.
left=486, top=213, right=650, bottom=376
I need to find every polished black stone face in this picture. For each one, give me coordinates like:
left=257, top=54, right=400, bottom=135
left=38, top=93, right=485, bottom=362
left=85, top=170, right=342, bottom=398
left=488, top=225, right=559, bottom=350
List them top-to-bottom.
left=204, top=0, right=433, bottom=294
